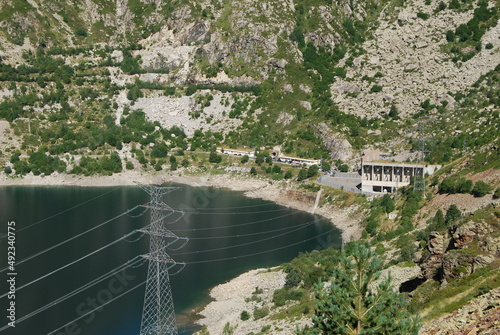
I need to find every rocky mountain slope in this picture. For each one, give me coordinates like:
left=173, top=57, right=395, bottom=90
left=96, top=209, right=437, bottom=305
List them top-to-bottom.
left=0, top=0, right=499, bottom=333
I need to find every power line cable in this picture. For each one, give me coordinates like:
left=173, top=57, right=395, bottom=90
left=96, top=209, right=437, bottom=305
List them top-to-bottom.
left=0, top=187, right=121, bottom=239
left=173, top=202, right=276, bottom=211
left=0, top=206, right=142, bottom=274
left=0, top=207, right=300, bottom=275
left=174, top=207, right=292, bottom=215
left=169, top=211, right=299, bottom=232
left=185, top=217, right=325, bottom=240
left=173, top=219, right=325, bottom=255
left=6, top=228, right=336, bottom=334
left=179, top=228, right=336, bottom=265
left=0, top=231, right=140, bottom=299
left=0, top=256, right=146, bottom=332
left=43, top=263, right=181, bottom=335
left=44, top=280, right=146, bottom=335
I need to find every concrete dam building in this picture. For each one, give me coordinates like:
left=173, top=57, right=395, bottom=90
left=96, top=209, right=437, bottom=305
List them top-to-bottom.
left=361, top=149, right=440, bottom=194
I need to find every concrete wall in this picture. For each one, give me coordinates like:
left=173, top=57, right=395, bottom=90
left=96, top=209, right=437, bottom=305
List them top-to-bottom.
left=361, top=162, right=440, bottom=193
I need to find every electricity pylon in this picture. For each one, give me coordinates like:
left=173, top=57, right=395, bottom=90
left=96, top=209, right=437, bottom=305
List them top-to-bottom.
left=413, top=138, right=426, bottom=193
left=138, top=185, right=187, bottom=335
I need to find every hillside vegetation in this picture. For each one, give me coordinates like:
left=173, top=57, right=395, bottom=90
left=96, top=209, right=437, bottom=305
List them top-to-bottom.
left=0, top=0, right=498, bottom=333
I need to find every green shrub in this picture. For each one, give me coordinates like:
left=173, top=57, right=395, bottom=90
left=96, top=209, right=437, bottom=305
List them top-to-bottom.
left=417, top=12, right=430, bottom=20
left=290, top=26, right=305, bottom=48
left=75, top=29, right=88, bottom=37
left=446, top=30, right=455, bottom=42
left=485, top=43, right=493, bottom=49
left=186, top=85, right=197, bottom=96
left=370, top=85, right=383, bottom=93
left=127, top=86, right=144, bottom=101
left=164, top=87, right=176, bottom=95
left=209, top=152, right=222, bottom=163
left=241, top=155, right=249, bottom=164
left=13, top=160, right=31, bottom=175
left=125, top=161, right=134, bottom=170
left=307, top=164, right=319, bottom=178
left=339, top=164, right=349, bottom=172
left=4, top=166, right=12, bottom=174
left=297, top=169, right=308, bottom=181
left=272, top=173, right=283, bottom=180
left=457, top=178, right=473, bottom=193
left=471, top=180, right=492, bottom=197
left=494, top=188, right=500, bottom=199
left=380, top=194, right=395, bottom=213
left=445, top=204, right=461, bottom=225
left=273, top=288, right=303, bottom=307
left=253, top=306, right=269, bottom=320
left=240, top=310, right=250, bottom=321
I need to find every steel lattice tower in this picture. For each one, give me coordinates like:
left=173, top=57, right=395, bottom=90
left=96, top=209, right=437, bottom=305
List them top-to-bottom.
left=413, top=121, right=428, bottom=193
left=413, top=138, right=426, bottom=193
left=139, top=186, right=186, bottom=335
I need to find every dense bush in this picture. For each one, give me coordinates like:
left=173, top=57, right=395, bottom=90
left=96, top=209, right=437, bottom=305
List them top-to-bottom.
left=417, top=12, right=430, bottom=20
left=127, top=86, right=144, bottom=101
left=29, top=151, right=67, bottom=175
left=75, top=152, right=122, bottom=175
left=209, top=152, right=222, bottom=163
left=13, top=160, right=31, bottom=175
left=339, top=164, right=349, bottom=172
left=307, top=165, right=319, bottom=178
left=297, top=169, right=308, bottom=181
left=439, top=177, right=473, bottom=194
left=471, top=180, right=492, bottom=197
left=380, top=194, right=395, bottom=213
left=445, top=204, right=461, bottom=225
left=273, top=288, right=304, bottom=307
left=253, top=306, right=269, bottom=320
left=240, top=311, right=250, bottom=321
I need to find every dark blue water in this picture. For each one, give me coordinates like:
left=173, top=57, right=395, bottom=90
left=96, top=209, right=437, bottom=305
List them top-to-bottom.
left=0, top=184, right=340, bottom=334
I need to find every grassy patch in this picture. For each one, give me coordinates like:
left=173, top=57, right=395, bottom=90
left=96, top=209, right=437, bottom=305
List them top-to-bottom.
left=415, top=267, right=500, bottom=320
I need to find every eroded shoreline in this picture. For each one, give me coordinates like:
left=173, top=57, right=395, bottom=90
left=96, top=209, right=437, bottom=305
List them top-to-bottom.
left=0, top=170, right=362, bottom=241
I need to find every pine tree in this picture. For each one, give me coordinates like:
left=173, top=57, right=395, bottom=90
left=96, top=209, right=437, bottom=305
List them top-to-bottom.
left=445, top=204, right=461, bottom=225
left=302, top=243, right=420, bottom=335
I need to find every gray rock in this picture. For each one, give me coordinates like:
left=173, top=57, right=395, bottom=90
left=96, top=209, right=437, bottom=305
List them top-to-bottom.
left=300, top=101, right=312, bottom=110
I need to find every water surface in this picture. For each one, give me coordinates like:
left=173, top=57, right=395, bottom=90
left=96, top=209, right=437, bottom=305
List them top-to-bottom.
left=0, top=184, right=340, bottom=334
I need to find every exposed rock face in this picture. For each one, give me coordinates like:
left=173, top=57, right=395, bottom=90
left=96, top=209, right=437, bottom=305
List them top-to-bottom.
left=331, top=0, right=499, bottom=118
left=179, top=19, right=211, bottom=45
left=129, top=91, right=254, bottom=136
left=276, top=112, right=294, bottom=126
left=313, top=122, right=353, bottom=162
left=420, top=220, right=499, bottom=282
left=421, top=231, right=448, bottom=280
left=428, top=231, right=448, bottom=255
left=371, top=264, right=422, bottom=293
left=420, top=288, right=500, bottom=335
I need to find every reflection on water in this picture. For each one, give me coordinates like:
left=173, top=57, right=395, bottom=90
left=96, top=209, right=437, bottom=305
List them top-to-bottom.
left=0, top=184, right=340, bottom=335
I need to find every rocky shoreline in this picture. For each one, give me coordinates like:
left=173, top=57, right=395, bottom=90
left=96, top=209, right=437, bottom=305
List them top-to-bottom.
left=0, top=170, right=363, bottom=242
